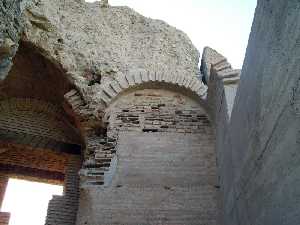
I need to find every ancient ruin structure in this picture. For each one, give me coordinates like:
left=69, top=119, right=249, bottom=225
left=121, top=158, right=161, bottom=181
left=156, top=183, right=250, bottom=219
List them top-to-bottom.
left=0, top=0, right=299, bottom=224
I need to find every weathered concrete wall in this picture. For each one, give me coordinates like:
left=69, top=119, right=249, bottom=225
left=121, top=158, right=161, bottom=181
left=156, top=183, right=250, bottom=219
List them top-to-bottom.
left=210, top=0, right=300, bottom=224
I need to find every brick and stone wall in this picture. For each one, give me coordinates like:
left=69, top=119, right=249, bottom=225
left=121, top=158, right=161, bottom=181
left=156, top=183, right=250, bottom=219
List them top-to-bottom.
left=77, top=89, right=219, bottom=225
left=107, top=89, right=210, bottom=135
left=77, top=131, right=218, bottom=225
left=46, top=156, right=81, bottom=225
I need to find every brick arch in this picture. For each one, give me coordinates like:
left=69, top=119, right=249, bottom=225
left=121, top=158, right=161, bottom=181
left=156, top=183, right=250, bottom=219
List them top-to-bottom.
left=97, top=70, right=208, bottom=107
left=63, top=71, right=209, bottom=188
left=63, top=71, right=208, bottom=123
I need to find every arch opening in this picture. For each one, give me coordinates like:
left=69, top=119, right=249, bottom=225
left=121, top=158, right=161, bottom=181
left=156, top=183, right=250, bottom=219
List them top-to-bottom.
left=0, top=41, right=84, bottom=225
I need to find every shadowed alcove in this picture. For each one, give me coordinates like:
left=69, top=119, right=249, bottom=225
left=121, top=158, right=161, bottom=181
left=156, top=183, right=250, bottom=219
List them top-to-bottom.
left=0, top=41, right=84, bottom=225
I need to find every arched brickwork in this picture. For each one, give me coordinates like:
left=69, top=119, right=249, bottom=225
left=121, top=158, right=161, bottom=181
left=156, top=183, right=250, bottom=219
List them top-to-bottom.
left=64, top=71, right=208, bottom=130
left=96, top=71, right=208, bottom=106
left=64, top=72, right=215, bottom=224
left=64, top=73, right=210, bottom=186
left=76, top=87, right=219, bottom=225
left=0, top=98, right=82, bottom=152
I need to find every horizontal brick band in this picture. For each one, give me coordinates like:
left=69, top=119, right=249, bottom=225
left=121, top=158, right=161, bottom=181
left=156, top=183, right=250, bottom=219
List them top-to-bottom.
left=0, top=129, right=81, bottom=155
left=0, top=164, right=65, bottom=182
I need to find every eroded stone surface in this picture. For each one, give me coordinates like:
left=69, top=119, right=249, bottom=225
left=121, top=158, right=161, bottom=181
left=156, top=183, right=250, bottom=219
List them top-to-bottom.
left=20, top=0, right=201, bottom=103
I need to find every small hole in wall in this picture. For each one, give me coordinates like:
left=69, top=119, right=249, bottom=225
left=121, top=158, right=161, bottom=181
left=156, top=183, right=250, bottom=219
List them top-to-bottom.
left=57, top=38, right=63, bottom=44
left=88, top=80, right=101, bottom=86
left=95, top=127, right=107, bottom=137
left=142, top=128, right=158, bottom=133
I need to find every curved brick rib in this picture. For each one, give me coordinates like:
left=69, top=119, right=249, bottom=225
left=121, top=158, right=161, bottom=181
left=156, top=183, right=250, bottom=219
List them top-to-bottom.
left=97, top=71, right=208, bottom=107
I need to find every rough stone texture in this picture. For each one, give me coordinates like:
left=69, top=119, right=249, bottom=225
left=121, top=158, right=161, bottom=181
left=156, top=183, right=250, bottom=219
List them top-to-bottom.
left=0, top=0, right=23, bottom=80
left=1, top=0, right=299, bottom=225
left=18, top=0, right=202, bottom=104
left=208, top=0, right=300, bottom=225
left=0, top=1, right=212, bottom=225
left=201, top=47, right=232, bottom=84
left=77, top=131, right=218, bottom=225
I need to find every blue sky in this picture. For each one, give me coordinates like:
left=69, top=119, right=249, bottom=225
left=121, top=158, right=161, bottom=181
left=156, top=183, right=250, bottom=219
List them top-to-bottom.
left=88, top=0, right=257, bottom=68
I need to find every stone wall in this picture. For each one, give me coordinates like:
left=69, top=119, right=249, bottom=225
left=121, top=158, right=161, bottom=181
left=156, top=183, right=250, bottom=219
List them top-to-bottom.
left=0, top=0, right=23, bottom=80
left=208, top=0, right=300, bottom=224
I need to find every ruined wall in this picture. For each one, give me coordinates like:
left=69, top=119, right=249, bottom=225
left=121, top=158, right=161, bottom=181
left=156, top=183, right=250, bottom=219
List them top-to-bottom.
left=209, top=0, right=300, bottom=224
left=77, top=89, right=218, bottom=225
left=107, top=89, right=210, bottom=134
